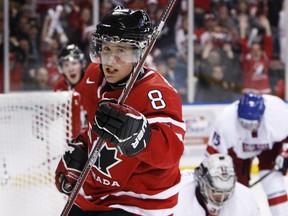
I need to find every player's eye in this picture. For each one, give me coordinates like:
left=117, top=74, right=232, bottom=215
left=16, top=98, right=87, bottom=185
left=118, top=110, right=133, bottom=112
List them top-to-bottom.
left=102, top=46, right=111, bottom=53
left=117, top=48, right=126, bottom=54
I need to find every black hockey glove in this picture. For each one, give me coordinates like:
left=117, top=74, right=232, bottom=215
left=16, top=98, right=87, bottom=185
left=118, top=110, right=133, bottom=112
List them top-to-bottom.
left=92, top=99, right=151, bottom=157
left=55, top=140, right=88, bottom=195
left=275, top=143, right=288, bottom=175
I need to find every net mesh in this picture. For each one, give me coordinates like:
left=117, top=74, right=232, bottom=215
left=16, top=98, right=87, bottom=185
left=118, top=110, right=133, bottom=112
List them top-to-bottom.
left=0, top=91, right=73, bottom=215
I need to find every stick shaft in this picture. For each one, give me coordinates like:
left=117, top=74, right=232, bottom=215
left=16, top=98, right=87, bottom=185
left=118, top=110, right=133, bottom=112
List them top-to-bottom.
left=60, top=1, right=178, bottom=214
left=249, top=169, right=275, bottom=188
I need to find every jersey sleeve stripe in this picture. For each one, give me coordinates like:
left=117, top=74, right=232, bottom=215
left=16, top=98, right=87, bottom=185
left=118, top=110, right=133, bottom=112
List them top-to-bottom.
left=147, top=117, right=186, bottom=131
left=110, top=181, right=180, bottom=199
left=108, top=204, right=174, bottom=216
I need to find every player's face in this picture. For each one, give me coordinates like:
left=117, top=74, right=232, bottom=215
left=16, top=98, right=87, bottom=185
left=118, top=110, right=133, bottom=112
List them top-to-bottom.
left=100, top=42, right=136, bottom=83
left=62, top=60, right=82, bottom=85
left=238, top=118, right=260, bottom=131
left=207, top=188, right=230, bottom=204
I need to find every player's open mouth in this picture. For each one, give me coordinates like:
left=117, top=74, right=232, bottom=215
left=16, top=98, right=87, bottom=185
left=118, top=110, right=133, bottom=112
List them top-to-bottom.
left=105, top=67, right=118, bottom=75
left=70, top=74, right=76, bottom=79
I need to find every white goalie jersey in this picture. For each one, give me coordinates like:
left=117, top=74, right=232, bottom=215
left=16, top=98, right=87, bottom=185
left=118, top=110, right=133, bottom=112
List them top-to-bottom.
left=174, top=170, right=260, bottom=216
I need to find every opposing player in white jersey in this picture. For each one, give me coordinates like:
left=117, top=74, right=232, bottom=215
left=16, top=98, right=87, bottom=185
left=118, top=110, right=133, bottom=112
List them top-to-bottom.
left=206, top=92, right=288, bottom=216
left=174, top=154, right=260, bottom=216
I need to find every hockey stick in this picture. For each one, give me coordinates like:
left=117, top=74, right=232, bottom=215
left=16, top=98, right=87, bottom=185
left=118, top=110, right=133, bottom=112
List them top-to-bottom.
left=60, top=0, right=178, bottom=215
left=248, top=169, right=276, bottom=188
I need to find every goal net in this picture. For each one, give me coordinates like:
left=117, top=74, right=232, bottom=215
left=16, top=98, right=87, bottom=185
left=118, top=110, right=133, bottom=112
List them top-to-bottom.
left=0, top=91, right=73, bottom=215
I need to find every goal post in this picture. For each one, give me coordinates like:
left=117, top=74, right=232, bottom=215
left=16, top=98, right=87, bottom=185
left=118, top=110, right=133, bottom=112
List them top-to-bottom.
left=0, top=91, right=74, bottom=215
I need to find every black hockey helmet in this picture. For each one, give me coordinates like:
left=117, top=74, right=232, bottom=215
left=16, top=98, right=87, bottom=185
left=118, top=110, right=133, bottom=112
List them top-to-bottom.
left=90, top=6, right=153, bottom=63
left=58, top=44, right=87, bottom=73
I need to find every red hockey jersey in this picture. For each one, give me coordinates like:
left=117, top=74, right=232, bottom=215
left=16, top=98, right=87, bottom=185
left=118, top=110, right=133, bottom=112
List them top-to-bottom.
left=73, top=63, right=186, bottom=215
left=54, top=75, right=87, bottom=137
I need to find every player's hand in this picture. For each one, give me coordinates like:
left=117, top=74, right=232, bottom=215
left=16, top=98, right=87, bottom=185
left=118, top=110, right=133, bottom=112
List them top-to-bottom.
left=92, top=99, right=151, bottom=157
left=55, top=140, right=87, bottom=195
left=275, top=143, right=288, bottom=175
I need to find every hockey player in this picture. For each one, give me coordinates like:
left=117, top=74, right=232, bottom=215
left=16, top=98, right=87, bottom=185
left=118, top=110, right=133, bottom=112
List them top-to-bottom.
left=55, top=6, right=186, bottom=215
left=54, top=44, right=88, bottom=137
left=206, top=92, right=288, bottom=216
left=174, top=154, right=260, bottom=216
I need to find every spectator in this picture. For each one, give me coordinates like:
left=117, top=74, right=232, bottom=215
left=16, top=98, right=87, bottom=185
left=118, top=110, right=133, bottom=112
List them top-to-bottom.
left=99, top=0, right=114, bottom=20
left=124, top=0, right=147, bottom=10
left=146, top=0, right=159, bottom=25
left=154, top=0, right=181, bottom=55
left=194, top=0, right=213, bottom=30
left=238, top=0, right=273, bottom=60
left=267, top=0, right=283, bottom=56
left=67, top=2, right=93, bottom=46
left=194, top=13, right=218, bottom=49
left=175, top=14, right=189, bottom=60
left=26, top=19, right=42, bottom=63
left=195, top=32, right=242, bottom=102
left=241, top=41, right=271, bottom=94
left=155, top=50, right=187, bottom=102
left=45, top=52, right=61, bottom=88
left=9, top=53, right=24, bottom=91
left=269, top=54, right=285, bottom=97
left=22, top=56, right=39, bottom=90
left=174, top=57, right=188, bottom=102
left=155, top=60, right=169, bottom=78
left=34, top=66, right=51, bottom=91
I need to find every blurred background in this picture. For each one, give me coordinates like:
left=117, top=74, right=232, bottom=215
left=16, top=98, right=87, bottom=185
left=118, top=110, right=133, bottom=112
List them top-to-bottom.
left=1, top=0, right=288, bottom=103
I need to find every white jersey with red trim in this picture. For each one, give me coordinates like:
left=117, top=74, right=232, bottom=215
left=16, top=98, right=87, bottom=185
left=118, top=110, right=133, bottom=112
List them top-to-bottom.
left=73, top=63, right=186, bottom=215
left=207, top=94, right=288, bottom=159
left=174, top=170, right=260, bottom=216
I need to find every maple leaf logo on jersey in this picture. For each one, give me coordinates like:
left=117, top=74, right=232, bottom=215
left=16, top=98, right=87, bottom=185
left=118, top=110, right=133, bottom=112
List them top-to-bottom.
left=93, top=143, right=122, bottom=178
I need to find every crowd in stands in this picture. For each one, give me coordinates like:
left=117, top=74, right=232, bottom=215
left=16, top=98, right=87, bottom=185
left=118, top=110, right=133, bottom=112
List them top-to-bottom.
left=0, top=0, right=286, bottom=103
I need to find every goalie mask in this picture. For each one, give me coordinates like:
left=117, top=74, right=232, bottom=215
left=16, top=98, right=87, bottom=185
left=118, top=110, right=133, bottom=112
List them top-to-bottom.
left=89, top=6, right=152, bottom=65
left=237, top=92, right=265, bottom=130
left=195, top=154, right=236, bottom=215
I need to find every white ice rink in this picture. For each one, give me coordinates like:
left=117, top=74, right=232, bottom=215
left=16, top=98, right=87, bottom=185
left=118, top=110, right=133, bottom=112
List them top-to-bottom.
left=0, top=174, right=287, bottom=215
